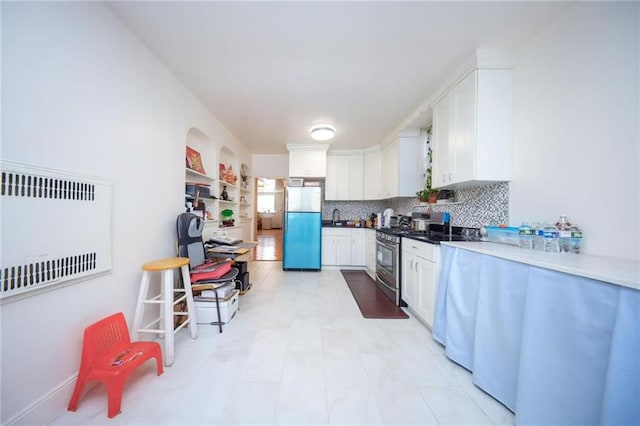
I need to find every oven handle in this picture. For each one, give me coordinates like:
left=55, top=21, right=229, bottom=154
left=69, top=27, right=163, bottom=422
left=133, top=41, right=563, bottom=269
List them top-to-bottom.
left=376, top=238, right=397, bottom=249
left=376, top=274, right=396, bottom=292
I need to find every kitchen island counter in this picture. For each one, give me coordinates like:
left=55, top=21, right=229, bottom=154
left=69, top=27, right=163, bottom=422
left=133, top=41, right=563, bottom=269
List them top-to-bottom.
left=441, top=241, right=639, bottom=290
left=434, top=242, right=639, bottom=425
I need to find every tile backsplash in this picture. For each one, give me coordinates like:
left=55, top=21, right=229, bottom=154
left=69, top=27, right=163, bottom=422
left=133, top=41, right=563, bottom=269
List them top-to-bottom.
left=324, top=182, right=509, bottom=228
left=323, top=200, right=386, bottom=221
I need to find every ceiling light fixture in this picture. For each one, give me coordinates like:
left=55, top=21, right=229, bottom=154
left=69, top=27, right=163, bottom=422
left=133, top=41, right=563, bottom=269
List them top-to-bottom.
left=310, top=124, right=336, bottom=141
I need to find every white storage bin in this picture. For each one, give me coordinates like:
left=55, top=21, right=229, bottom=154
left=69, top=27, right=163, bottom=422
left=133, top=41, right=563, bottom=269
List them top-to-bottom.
left=194, top=290, right=239, bottom=325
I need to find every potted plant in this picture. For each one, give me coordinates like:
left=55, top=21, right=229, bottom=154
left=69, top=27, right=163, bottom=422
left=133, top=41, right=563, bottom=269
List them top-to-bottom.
left=417, top=131, right=439, bottom=203
left=417, top=187, right=440, bottom=203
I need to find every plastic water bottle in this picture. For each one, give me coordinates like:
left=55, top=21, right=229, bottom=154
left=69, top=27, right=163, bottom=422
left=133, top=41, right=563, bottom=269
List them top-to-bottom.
left=556, top=215, right=572, bottom=253
left=532, top=222, right=545, bottom=251
left=518, top=223, right=534, bottom=249
left=543, top=224, right=559, bottom=253
left=570, top=226, right=583, bottom=254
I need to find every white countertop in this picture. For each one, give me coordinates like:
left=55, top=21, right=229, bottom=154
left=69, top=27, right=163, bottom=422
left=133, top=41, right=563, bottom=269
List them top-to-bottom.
left=441, top=241, right=640, bottom=290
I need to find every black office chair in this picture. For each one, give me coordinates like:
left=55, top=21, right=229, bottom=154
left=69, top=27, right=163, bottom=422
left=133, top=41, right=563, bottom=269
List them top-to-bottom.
left=176, top=213, right=239, bottom=332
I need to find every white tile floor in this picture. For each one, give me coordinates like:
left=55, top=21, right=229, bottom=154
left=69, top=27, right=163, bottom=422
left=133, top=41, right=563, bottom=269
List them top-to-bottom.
left=52, top=261, right=515, bottom=425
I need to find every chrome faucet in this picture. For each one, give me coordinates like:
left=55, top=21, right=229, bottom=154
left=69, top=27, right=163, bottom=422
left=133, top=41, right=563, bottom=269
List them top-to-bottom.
left=332, top=208, right=340, bottom=223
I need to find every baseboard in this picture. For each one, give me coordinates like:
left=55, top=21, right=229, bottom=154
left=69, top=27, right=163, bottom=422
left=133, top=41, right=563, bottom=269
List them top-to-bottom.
left=322, top=265, right=367, bottom=271
left=5, top=374, right=81, bottom=425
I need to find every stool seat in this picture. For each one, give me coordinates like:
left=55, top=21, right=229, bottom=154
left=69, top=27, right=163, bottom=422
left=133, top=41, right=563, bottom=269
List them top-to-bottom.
left=132, top=257, right=198, bottom=366
left=142, top=257, right=190, bottom=271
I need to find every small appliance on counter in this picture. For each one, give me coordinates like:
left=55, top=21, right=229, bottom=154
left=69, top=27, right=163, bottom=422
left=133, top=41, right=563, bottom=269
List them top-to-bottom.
left=383, top=208, right=394, bottom=228
left=411, top=212, right=430, bottom=231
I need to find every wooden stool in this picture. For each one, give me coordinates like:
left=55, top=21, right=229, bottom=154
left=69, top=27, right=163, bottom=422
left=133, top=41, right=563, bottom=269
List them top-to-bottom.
left=131, top=257, right=198, bottom=366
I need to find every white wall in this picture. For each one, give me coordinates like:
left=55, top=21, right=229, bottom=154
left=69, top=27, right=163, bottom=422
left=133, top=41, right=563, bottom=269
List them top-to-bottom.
left=0, top=2, right=250, bottom=423
left=510, top=2, right=639, bottom=261
left=252, top=154, right=289, bottom=178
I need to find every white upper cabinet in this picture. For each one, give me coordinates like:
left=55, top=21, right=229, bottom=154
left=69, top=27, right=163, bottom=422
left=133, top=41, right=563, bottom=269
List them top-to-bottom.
left=431, top=69, right=513, bottom=188
left=381, top=135, right=420, bottom=199
left=287, top=144, right=329, bottom=177
left=363, top=149, right=382, bottom=200
left=325, top=153, right=363, bottom=200
left=348, top=155, right=364, bottom=200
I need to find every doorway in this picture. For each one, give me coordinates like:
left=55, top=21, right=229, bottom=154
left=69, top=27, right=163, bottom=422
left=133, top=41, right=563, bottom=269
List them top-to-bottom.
left=253, top=177, right=285, bottom=261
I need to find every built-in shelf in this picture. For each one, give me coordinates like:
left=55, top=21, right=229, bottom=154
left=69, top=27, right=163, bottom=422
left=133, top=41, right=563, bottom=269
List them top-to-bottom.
left=186, top=168, right=215, bottom=181
left=418, top=200, right=462, bottom=206
left=429, top=201, right=462, bottom=206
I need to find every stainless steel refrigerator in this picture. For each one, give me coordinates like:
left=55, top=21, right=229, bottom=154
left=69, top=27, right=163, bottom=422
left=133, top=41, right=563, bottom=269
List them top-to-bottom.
left=283, top=185, right=322, bottom=270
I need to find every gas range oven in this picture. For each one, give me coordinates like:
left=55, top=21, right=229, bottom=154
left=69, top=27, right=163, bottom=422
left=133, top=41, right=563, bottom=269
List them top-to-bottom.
left=375, top=225, right=481, bottom=306
left=375, top=229, right=402, bottom=306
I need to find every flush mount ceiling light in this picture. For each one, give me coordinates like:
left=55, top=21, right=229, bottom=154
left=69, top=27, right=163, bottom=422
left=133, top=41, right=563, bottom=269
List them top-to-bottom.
left=309, top=124, right=336, bottom=141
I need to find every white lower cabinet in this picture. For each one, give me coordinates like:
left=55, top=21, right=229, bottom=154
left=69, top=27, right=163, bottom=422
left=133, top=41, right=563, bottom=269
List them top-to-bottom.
left=322, top=228, right=366, bottom=267
left=322, top=228, right=351, bottom=266
left=350, top=228, right=366, bottom=266
left=365, top=229, right=377, bottom=279
left=401, top=239, right=438, bottom=327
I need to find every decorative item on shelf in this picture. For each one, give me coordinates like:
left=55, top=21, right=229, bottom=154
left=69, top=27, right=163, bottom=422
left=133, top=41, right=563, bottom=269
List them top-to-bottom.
left=186, top=146, right=206, bottom=174
left=219, top=163, right=238, bottom=185
left=240, top=163, right=250, bottom=189
left=221, top=185, right=229, bottom=201
left=417, top=188, right=440, bottom=204
left=436, top=189, right=456, bottom=204
left=240, top=196, right=246, bottom=203
left=221, top=209, right=234, bottom=227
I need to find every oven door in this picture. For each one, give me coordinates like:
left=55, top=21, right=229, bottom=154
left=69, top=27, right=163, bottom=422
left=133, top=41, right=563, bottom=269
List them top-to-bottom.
left=375, top=237, right=398, bottom=303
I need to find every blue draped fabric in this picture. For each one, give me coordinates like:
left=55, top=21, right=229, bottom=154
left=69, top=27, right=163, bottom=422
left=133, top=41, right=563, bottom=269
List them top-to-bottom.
left=432, top=244, right=455, bottom=344
left=432, top=246, right=640, bottom=425
left=473, top=256, right=528, bottom=411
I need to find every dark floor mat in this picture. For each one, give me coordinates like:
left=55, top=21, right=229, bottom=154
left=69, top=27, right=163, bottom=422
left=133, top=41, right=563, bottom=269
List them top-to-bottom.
left=341, top=270, right=408, bottom=319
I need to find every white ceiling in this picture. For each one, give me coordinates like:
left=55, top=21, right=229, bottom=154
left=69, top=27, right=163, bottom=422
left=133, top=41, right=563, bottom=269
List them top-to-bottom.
left=107, top=1, right=573, bottom=154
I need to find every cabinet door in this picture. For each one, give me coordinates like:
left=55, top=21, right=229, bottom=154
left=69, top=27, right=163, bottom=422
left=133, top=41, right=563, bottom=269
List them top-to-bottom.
left=452, top=70, right=477, bottom=185
left=432, top=92, right=452, bottom=188
left=396, top=137, right=420, bottom=197
left=381, top=143, right=398, bottom=198
left=289, top=150, right=327, bottom=177
left=289, top=150, right=306, bottom=177
left=306, top=150, right=328, bottom=177
left=364, top=150, right=382, bottom=200
left=325, top=154, right=339, bottom=200
left=325, top=155, right=350, bottom=200
left=349, top=155, right=364, bottom=200
left=336, top=156, right=350, bottom=200
left=350, top=229, right=366, bottom=266
left=365, top=229, right=376, bottom=278
left=321, top=235, right=336, bottom=265
left=335, top=235, right=352, bottom=265
left=401, top=251, right=416, bottom=307
left=416, top=256, right=436, bottom=327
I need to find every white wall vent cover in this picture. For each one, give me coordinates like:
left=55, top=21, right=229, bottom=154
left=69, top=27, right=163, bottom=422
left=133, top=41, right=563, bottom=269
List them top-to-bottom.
left=0, top=161, right=113, bottom=300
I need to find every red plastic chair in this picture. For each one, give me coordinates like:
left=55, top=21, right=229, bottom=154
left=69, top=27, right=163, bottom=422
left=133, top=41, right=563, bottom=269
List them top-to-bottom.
left=67, top=312, right=164, bottom=418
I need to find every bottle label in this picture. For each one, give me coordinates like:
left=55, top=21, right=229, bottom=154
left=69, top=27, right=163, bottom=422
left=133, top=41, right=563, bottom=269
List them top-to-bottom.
left=519, top=229, right=534, bottom=236
left=543, top=230, right=558, bottom=238
left=559, top=230, right=571, bottom=238
left=571, top=231, right=583, bottom=238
